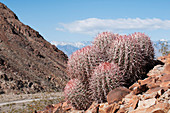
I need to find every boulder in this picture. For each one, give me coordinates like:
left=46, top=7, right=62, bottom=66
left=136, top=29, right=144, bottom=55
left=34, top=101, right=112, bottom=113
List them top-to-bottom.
left=107, top=87, right=131, bottom=104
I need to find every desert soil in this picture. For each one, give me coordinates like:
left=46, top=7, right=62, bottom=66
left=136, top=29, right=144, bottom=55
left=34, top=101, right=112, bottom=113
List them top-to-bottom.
left=0, top=92, right=64, bottom=113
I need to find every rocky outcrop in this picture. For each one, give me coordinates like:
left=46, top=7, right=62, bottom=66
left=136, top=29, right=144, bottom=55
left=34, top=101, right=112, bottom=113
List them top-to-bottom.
left=0, top=2, right=68, bottom=94
left=37, top=54, right=170, bottom=113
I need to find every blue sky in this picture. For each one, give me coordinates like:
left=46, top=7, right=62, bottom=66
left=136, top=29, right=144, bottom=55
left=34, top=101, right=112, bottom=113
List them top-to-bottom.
left=1, top=0, right=170, bottom=42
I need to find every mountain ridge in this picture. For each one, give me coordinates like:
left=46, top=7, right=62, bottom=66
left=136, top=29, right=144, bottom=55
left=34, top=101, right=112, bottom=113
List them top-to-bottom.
left=0, top=2, right=68, bottom=94
left=51, top=40, right=170, bottom=57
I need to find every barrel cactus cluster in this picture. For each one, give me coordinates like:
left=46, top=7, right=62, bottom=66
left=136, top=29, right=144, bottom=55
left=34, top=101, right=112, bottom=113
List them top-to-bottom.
left=64, top=32, right=154, bottom=110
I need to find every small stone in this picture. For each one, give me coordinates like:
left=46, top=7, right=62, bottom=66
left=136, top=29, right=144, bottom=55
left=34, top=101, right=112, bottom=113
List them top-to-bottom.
left=162, top=64, right=170, bottom=74
left=147, top=65, right=164, bottom=77
left=159, top=73, right=170, bottom=82
left=138, top=77, right=153, bottom=86
left=160, top=81, right=170, bottom=88
left=129, top=83, right=140, bottom=91
left=147, top=83, right=160, bottom=89
left=132, top=84, right=149, bottom=95
left=107, top=87, right=131, bottom=104
left=146, top=87, right=167, bottom=94
left=123, top=93, right=139, bottom=110
left=137, top=98, right=156, bottom=109
left=85, top=101, right=99, bottom=113
left=62, top=102, right=72, bottom=111
left=52, top=103, right=63, bottom=113
left=98, top=103, right=109, bottom=113
left=99, top=103, right=120, bottom=113
left=117, top=107, right=126, bottom=113
left=152, top=109, right=165, bottom=113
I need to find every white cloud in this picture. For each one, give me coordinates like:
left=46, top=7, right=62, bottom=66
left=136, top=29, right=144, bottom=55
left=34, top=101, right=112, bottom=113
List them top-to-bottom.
left=57, top=18, right=170, bottom=35
left=56, top=27, right=64, bottom=31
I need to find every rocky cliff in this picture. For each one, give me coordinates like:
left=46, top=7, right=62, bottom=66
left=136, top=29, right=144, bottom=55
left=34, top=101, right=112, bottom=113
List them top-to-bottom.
left=0, top=3, right=68, bottom=94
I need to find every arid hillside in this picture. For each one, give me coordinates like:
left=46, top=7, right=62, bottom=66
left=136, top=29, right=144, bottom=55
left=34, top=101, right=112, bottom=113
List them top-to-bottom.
left=0, top=2, right=68, bottom=94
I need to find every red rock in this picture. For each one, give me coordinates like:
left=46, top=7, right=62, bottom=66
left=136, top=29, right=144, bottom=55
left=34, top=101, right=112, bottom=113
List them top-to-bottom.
left=157, top=54, right=170, bottom=63
left=166, top=57, right=170, bottom=64
left=162, top=64, right=170, bottom=74
left=147, top=65, right=164, bottom=77
left=159, top=74, right=170, bottom=82
left=138, top=76, right=160, bottom=89
left=138, top=77, right=153, bottom=85
left=160, top=81, right=170, bottom=88
left=129, top=82, right=140, bottom=91
left=147, top=83, right=160, bottom=89
left=132, top=84, right=149, bottom=95
left=107, top=87, right=131, bottom=104
left=146, top=87, right=167, bottom=94
left=123, top=93, right=139, bottom=110
left=131, top=97, right=139, bottom=109
left=137, top=98, right=156, bottom=109
left=85, top=101, right=99, bottom=113
left=62, top=102, right=72, bottom=111
left=52, top=103, right=62, bottom=113
left=98, top=103, right=109, bottom=113
left=99, top=103, right=119, bottom=113
left=106, top=103, right=119, bottom=113
left=155, top=103, right=170, bottom=113
left=117, top=107, right=126, bottom=113
left=152, top=109, right=165, bottom=113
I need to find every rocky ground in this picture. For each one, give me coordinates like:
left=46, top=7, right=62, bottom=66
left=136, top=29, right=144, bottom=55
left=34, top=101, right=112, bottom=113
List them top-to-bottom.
left=37, top=54, right=170, bottom=113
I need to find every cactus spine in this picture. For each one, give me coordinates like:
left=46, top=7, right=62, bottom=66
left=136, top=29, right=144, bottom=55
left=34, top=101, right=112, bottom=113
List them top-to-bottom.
left=67, top=46, right=94, bottom=82
left=89, top=62, right=123, bottom=103
left=64, top=79, right=92, bottom=110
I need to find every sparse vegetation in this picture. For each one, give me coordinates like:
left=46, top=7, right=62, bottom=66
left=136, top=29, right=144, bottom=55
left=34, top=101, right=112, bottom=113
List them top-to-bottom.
left=158, top=40, right=170, bottom=56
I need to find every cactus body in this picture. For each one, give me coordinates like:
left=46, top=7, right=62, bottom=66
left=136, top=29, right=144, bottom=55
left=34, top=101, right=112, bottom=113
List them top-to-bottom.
left=92, top=32, right=118, bottom=63
left=131, top=32, right=154, bottom=60
left=131, top=32, right=155, bottom=73
left=107, top=33, right=154, bottom=85
left=67, top=46, right=94, bottom=82
left=89, top=62, right=123, bottom=103
left=64, top=79, right=92, bottom=110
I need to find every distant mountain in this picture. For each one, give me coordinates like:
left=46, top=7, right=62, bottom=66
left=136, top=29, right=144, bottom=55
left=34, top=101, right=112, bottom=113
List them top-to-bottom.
left=0, top=3, right=68, bottom=94
left=51, top=40, right=170, bottom=58
left=51, top=41, right=91, bottom=57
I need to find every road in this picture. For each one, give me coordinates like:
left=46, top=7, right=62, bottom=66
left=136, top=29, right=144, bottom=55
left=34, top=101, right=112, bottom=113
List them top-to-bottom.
left=0, top=92, right=64, bottom=106
left=0, top=96, right=62, bottom=106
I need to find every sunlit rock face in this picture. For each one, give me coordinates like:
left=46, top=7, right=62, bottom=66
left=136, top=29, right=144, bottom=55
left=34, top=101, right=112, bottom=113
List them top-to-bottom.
left=0, top=2, right=68, bottom=94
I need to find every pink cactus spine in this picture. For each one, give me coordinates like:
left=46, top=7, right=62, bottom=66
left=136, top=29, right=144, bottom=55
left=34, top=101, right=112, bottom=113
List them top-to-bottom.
left=92, top=32, right=118, bottom=63
left=131, top=32, right=154, bottom=60
left=108, top=34, right=144, bottom=85
left=67, top=46, right=94, bottom=81
left=89, top=62, right=123, bottom=103
left=64, top=79, right=92, bottom=110
left=64, top=79, right=79, bottom=99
